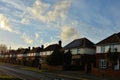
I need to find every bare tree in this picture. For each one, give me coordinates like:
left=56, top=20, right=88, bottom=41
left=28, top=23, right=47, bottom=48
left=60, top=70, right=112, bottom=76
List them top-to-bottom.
left=0, top=44, right=7, bottom=53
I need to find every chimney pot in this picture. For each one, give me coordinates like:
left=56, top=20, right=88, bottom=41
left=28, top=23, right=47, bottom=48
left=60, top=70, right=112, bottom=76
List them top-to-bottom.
left=59, top=40, right=62, bottom=47
left=41, top=45, right=44, bottom=49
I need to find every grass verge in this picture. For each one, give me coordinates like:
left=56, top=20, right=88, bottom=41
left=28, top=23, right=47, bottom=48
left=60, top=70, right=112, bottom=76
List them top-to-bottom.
left=0, top=62, right=48, bottom=73
left=0, top=76, right=22, bottom=80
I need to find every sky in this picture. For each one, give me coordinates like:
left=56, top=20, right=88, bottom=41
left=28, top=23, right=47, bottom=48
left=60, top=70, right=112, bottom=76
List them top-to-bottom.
left=0, top=0, right=120, bottom=49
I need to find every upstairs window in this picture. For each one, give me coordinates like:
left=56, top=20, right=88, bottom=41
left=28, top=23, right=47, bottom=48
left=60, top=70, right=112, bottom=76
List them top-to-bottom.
left=109, top=45, right=115, bottom=52
left=101, top=46, right=105, bottom=53
left=70, top=49, right=77, bottom=54
left=77, top=49, right=80, bottom=54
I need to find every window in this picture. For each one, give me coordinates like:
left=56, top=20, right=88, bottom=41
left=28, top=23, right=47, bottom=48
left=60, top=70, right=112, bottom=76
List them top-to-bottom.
left=109, top=45, right=115, bottom=52
left=101, top=46, right=105, bottom=53
left=71, top=49, right=77, bottom=54
left=77, top=49, right=80, bottom=54
left=35, top=53, right=39, bottom=56
left=99, top=59, right=107, bottom=69
left=114, top=59, right=119, bottom=70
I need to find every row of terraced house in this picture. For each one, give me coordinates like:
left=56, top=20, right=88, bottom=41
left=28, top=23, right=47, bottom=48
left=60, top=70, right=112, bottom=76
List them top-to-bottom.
left=0, top=32, right=120, bottom=77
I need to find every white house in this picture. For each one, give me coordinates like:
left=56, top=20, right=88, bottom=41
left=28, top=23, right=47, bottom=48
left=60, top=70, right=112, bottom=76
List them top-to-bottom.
left=96, top=32, right=120, bottom=70
left=64, top=38, right=96, bottom=69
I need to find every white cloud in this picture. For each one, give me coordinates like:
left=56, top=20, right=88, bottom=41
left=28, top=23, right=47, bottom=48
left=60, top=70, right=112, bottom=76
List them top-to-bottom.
left=1, top=0, right=25, bottom=11
left=27, top=0, right=72, bottom=23
left=0, top=14, right=13, bottom=32
left=21, top=18, right=30, bottom=24
left=60, top=26, right=80, bottom=42
left=35, top=32, right=39, bottom=40
left=22, top=33, right=34, bottom=44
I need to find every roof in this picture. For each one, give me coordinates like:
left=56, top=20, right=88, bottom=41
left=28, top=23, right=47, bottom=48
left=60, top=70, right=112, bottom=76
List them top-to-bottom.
left=96, top=32, right=120, bottom=45
left=64, top=38, right=95, bottom=49
left=43, top=44, right=62, bottom=51
left=28, top=47, right=42, bottom=53
left=18, top=48, right=28, bottom=54
left=9, top=50, right=17, bottom=54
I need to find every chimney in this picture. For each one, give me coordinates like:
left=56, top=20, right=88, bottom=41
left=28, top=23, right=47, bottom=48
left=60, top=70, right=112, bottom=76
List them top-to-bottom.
left=58, top=40, right=62, bottom=47
left=41, top=45, right=44, bottom=49
left=28, top=47, right=30, bottom=50
left=32, top=47, right=34, bottom=49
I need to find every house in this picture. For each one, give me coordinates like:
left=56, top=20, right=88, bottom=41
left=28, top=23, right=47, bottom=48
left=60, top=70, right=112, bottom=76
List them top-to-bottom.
left=92, top=32, right=120, bottom=77
left=64, top=38, right=96, bottom=71
left=40, top=41, right=62, bottom=63
left=26, top=47, right=42, bottom=67
left=27, top=47, right=41, bottom=60
left=16, top=48, right=29, bottom=65
left=0, top=49, right=18, bottom=63
left=8, top=50, right=18, bottom=64
left=1, top=51, right=10, bottom=63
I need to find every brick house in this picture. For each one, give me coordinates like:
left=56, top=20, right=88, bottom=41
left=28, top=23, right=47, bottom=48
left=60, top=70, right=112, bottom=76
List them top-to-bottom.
left=92, top=32, right=120, bottom=77
left=64, top=38, right=96, bottom=71
left=40, top=41, right=62, bottom=64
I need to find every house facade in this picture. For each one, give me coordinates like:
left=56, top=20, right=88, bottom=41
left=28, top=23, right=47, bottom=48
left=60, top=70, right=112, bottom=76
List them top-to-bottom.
left=92, top=32, right=120, bottom=77
left=64, top=38, right=96, bottom=71
left=40, top=41, right=62, bottom=63
left=26, top=47, right=42, bottom=67
left=26, top=47, right=41, bottom=60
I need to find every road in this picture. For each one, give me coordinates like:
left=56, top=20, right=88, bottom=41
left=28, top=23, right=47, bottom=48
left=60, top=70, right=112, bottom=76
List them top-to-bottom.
left=0, top=63, right=80, bottom=80
left=0, top=63, right=115, bottom=80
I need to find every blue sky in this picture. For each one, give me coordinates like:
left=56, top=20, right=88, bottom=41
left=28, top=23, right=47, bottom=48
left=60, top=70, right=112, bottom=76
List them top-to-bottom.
left=0, top=0, right=120, bottom=49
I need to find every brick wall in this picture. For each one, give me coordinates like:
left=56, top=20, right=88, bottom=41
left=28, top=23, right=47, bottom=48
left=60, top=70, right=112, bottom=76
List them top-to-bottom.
left=91, top=64, right=120, bottom=77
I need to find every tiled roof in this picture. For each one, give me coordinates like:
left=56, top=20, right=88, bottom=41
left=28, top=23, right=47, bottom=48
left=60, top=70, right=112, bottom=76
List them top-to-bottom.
left=96, top=32, right=120, bottom=45
left=116, top=32, right=120, bottom=39
left=64, top=38, right=95, bottom=49
left=43, top=44, right=62, bottom=51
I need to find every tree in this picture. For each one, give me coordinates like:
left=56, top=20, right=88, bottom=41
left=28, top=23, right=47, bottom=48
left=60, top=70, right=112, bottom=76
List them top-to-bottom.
left=0, top=44, right=7, bottom=53
left=46, top=47, right=64, bottom=66
left=106, top=48, right=119, bottom=69
left=64, top=50, right=72, bottom=65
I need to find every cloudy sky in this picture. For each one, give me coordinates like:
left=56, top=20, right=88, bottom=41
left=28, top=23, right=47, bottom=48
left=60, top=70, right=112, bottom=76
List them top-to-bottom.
left=0, top=0, right=120, bottom=49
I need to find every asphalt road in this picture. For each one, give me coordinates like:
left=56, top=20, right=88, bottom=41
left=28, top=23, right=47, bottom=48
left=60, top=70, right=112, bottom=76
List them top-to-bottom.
left=0, top=63, right=116, bottom=80
left=0, top=64, right=78, bottom=80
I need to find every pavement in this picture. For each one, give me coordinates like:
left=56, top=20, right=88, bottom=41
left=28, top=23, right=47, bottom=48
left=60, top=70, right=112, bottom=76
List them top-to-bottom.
left=48, top=71, right=116, bottom=80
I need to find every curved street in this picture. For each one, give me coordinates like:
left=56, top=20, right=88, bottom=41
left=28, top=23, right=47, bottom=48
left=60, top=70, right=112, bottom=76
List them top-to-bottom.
left=0, top=63, right=116, bottom=80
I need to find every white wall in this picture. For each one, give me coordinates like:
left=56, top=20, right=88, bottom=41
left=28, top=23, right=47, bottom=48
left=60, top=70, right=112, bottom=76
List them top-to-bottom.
left=96, top=44, right=120, bottom=53
left=66, top=48, right=95, bottom=54
left=83, top=48, right=95, bottom=54
left=41, top=51, right=53, bottom=56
